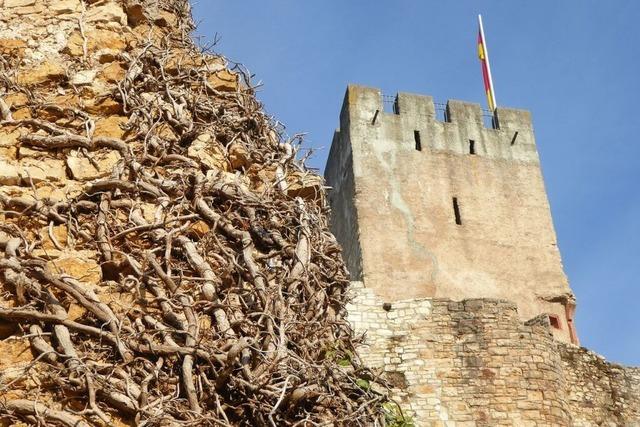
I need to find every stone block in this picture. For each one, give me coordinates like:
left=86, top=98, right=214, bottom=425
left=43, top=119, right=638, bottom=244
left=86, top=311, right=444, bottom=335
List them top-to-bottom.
left=4, top=0, right=35, bottom=7
left=49, top=0, right=81, bottom=14
left=86, top=2, right=127, bottom=26
left=64, top=29, right=126, bottom=57
left=0, top=38, right=27, bottom=58
left=16, top=61, right=66, bottom=85
left=99, top=62, right=126, bottom=83
left=70, top=69, right=96, bottom=86
left=207, top=69, right=238, bottom=92
left=84, top=96, right=122, bottom=115
left=93, top=116, right=128, bottom=139
left=187, top=133, right=227, bottom=171
left=228, top=142, right=249, bottom=169
left=0, top=145, right=17, bottom=160
left=66, top=150, right=120, bottom=181
left=19, top=158, right=66, bottom=183
left=0, top=160, right=20, bottom=185
left=285, top=172, right=323, bottom=201
left=46, top=251, right=101, bottom=285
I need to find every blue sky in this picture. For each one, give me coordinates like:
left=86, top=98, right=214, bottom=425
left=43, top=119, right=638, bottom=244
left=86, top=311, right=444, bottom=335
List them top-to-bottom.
left=193, top=1, right=640, bottom=365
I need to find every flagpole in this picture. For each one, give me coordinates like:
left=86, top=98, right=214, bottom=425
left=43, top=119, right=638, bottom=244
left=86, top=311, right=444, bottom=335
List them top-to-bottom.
left=478, top=14, right=497, bottom=110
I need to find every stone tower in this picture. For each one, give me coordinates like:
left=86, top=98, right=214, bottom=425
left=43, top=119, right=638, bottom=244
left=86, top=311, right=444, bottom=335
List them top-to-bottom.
left=325, top=85, right=578, bottom=344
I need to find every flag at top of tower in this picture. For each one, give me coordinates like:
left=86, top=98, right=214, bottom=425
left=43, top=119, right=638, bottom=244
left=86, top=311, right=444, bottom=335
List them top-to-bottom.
left=477, top=14, right=497, bottom=112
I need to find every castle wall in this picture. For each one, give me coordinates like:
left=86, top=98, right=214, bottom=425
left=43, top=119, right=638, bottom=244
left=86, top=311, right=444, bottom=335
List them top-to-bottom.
left=326, top=85, right=576, bottom=343
left=325, top=123, right=363, bottom=279
left=347, top=282, right=640, bottom=426
left=560, top=346, right=640, bottom=426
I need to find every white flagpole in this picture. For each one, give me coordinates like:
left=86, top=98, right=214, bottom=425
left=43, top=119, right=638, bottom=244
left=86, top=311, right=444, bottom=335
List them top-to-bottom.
left=478, top=14, right=497, bottom=110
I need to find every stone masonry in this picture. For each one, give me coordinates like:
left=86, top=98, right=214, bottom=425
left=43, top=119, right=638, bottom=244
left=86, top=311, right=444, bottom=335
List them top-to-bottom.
left=326, top=85, right=578, bottom=343
left=327, top=86, right=639, bottom=425
left=346, top=283, right=640, bottom=426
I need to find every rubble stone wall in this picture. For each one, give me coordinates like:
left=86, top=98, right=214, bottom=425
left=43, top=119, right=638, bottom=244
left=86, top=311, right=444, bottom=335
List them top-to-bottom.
left=1, top=2, right=333, bottom=425
left=347, top=282, right=640, bottom=426
left=560, top=345, right=640, bottom=426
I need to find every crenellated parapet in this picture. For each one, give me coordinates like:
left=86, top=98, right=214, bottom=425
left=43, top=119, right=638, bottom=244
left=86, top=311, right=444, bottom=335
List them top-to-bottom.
left=335, top=84, right=538, bottom=163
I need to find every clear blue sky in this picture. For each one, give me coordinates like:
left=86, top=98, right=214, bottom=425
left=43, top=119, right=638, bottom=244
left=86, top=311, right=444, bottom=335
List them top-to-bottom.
left=193, top=1, right=640, bottom=366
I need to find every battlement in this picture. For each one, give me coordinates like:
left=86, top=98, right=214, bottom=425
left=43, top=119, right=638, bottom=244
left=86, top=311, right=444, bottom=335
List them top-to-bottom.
left=326, top=84, right=577, bottom=345
left=333, top=84, right=537, bottom=163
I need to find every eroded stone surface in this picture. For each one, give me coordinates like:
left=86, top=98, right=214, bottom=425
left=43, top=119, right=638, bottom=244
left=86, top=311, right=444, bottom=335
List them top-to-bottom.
left=187, top=133, right=228, bottom=170
left=66, top=150, right=121, bottom=181
left=347, top=282, right=640, bottom=426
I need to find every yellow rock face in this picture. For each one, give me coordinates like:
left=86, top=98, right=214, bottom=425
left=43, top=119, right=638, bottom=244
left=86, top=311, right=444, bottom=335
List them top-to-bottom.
left=4, top=0, right=36, bottom=8
left=49, top=0, right=81, bottom=14
left=85, top=2, right=127, bottom=26
left=64, top=29, right=127, bottom=57
left=0, top=39, right=27, bottom=59
left=16, top=61, right=66, bottom=86
left=99, top=62, right=127, bottom=83
left=207, top=69, right=239, bottom=92
left=2, top=93, right=29, bottom=108
left=84, top=96, right=123, bottom=115
left=94, top=115, right=128, bottom=139
left=0, top=129, right=21, bottom=160
left=187, top=133, right=228, bottom=171
left=228, top=142, right=249, bottom=169
left=66, top=150, right=121, bottom=181
left=19, top=158, right=67, bottom=183
left=0, top=160, right=20, bottom=185
left=286, top=172, right=324, bottom=202
left=189, top=220, right=211, bottom=239
left=38, top=224, right=68, bottom=250
left=47, top=252, right=102, bottom=286
left=0, top=340, right=33, bottom=371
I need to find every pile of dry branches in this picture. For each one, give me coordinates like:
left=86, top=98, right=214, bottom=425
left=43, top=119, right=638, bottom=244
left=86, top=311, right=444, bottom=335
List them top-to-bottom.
left=0, top=1, right=386, bottom=425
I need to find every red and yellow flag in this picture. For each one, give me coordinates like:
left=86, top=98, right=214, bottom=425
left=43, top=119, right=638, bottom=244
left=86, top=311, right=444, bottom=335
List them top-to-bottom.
left=477, top=17, right=496, bottom=111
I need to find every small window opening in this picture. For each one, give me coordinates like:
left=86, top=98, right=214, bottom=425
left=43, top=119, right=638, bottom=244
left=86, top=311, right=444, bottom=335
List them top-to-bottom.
left=371, top=109, right=379, bottom=125
left=414, top=131, right=422, bottom=151
left=510, top=131, right=519, bottom=146
left=469, top=139, right=476, bottom=155
left=452, top=197, right=462, bottom=225
left=549, top=315, right=562, bottom=330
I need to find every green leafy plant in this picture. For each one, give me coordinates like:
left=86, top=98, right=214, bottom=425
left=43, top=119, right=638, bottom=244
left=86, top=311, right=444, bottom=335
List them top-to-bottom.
left=383, top=402, right=415, bottom=427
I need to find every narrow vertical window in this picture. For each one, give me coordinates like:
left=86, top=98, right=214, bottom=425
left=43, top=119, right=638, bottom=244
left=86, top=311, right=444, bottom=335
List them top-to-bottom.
left=414, top=130, right=422, bottom=151
left=510, top=131, right=519, bottom=146
left=469, top=139, right=476, bottom=155
left=452, top=197, right=462, bottom=225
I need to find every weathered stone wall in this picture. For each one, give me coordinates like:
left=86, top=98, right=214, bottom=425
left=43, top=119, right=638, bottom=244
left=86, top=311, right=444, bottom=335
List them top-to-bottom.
left=0, top=0, right=227, bottom=198
left=0, top=1, right=240, bottom=346
left=1, top=1, right=349, bottom=425
left=326, top=85, right=577, bottom=344
left=325, top=124, right=363, bottom=280
left=347, top=282, right=640, bottom=426
left=560, top=345, right=640, bottom=426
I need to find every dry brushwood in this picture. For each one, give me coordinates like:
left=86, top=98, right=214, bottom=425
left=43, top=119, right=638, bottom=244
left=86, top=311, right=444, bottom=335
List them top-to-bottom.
left=0, top=0, right=388, bottom=425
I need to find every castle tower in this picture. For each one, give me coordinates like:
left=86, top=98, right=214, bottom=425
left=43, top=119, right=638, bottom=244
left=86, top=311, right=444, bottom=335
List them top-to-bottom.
left=326, top=85, right=578, bottom=344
